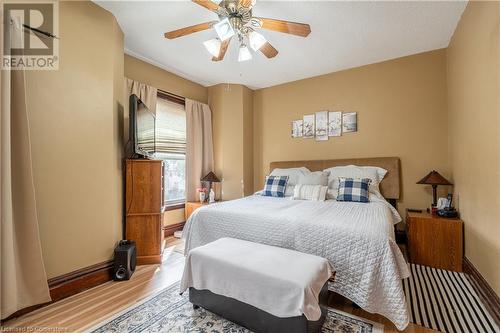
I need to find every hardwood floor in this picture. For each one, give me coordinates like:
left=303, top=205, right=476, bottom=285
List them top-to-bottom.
left=3, top=237, right=435, bottom=332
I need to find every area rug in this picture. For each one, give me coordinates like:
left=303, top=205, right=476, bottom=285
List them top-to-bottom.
left=402, top=263, right=499, bottom=333
left=90, top=281, right=383, bottom=333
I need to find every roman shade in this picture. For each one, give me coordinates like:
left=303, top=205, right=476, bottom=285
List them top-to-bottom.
left=156, top=97, right=186, bottom=154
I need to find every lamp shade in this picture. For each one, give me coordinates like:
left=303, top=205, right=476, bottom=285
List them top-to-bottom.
left=214, top=18, right=235, bottom=41
left=249, top=31, right=266, bottom=51
left=203, top=38, right=221, bottom=57
left=238, top=45, right=252, bottom=62
left=417, top=170, right=452, bottom=185
left=201, top=171, right=220, bottom=183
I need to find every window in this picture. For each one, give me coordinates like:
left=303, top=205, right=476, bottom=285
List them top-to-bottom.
left=155, top=94, right=186, bottom=205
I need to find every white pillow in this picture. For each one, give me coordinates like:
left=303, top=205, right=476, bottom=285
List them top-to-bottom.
left=324, top=165, right=387, bottom=199
left=269, top=167, right=310, bottom=186
left=297, top=171, right=329, bottom=186
left=293, top=184, right=328, bottom=201
left=285, top=185, right=295, bottom=197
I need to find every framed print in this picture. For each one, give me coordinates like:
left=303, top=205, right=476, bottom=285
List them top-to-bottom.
left=315, top=111, right=328, bottom=141
left=328, top=111, right=342, bottom=137
left=342, top=112, right=357, bottom=133
left=303, top=114, right=315, bottom=138
left=291, top=120, right=303, bottom=138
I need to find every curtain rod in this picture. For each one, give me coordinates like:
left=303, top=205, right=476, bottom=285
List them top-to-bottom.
left=158, top=89, right=185, bottom=101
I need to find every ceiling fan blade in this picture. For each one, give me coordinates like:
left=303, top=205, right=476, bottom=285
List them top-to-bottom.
left=192, top=0, right=220, bottom=12
left=239, top=0, right=253, bottom=8
left=256, top=18, right=311, bottom=37
left=164, top=21, right=216, bottom=39
left=212, top=38, right=231, bottom=61
left=260, top=42, right=278, bottom=58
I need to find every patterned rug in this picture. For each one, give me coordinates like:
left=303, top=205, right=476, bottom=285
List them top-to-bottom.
left=403, top=263, right=499, bottom=333
left=90, top=281, right=383, bottom=333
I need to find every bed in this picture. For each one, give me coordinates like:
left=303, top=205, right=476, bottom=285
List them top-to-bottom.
left=183, top=157, right=410, bottom=330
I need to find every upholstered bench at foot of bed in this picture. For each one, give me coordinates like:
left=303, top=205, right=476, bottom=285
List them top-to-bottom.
left=180, top=237, right=334, bottom=333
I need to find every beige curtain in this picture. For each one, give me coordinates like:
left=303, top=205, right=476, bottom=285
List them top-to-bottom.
left=1, top=17, right=51, bottom=319
left=125, top=78, right=157, bottom=114
left=185, top=99, right=214, bottom=202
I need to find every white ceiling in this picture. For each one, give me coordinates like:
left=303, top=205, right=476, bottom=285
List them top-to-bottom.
left=95, top=0, right=467, bottom=89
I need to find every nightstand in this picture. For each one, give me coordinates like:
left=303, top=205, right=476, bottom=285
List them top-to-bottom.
left=185, top=201, right=208, bottom=220
left=407, top=211, right=463, bottom=271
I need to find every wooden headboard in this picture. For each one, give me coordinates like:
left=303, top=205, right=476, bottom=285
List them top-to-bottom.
left=269, top=157, right=401, bottom=200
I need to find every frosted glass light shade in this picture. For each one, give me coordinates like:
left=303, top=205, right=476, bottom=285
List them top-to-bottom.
left=214, top=18, right=235, bottom=41
left=249, top=31, right=266, bottom=51
left=203, top=38, right=221, bottom=57
left=238, top=45, right=252, bottom=62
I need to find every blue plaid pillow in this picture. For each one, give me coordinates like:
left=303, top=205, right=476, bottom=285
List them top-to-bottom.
left=262, top=175, right=289, bottom=197
left=336, top=177, right=371, bottom=203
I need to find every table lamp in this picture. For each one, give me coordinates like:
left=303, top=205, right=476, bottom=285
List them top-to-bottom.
left=417, top=170, right=452, bottom=207
left=201, top=171, right=221, bottom=202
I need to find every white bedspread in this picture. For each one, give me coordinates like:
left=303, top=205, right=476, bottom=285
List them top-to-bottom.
left=183, top=195, right=410, bottom=330
left=180, top=237, right=333, bottom=321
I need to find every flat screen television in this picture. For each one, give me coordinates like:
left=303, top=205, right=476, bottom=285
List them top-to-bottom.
left=128, top=94, right=155, bottom=158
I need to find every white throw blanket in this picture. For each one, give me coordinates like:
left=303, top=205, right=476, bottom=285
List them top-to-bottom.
left=183, top=195, right=410, bottom=330
left=180, top=237, right=333, bottom=321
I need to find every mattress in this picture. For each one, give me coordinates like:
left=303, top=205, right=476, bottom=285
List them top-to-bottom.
left=183, top=195, right=410, bottom=330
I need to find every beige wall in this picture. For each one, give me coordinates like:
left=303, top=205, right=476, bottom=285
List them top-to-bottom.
left=447, top=1, right=500, bottom=294
left=26, top=2, right=124, bottom=278
left=253, top=50, right=450, bottom=214
left=124, top=55, right=207, bottom=103
left=125, top=55, right=208, bottom=225
left=208, top=84, right=254, bottom=200
left=209, top=84, right=225, bottom=188
left=242, top=86, right=254, bottom=196
left=163, top=209, right=186, bottom=228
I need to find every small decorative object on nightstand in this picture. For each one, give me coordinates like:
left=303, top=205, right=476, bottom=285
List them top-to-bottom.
left=417, top=170, right=453, bottom=214
left=196, top=187, right=207, bottom=203
left=407, top=211, right=463, bottom=271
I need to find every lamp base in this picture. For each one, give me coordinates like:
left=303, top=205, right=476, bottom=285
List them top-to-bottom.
left=431, top=204, right=438, bottom=215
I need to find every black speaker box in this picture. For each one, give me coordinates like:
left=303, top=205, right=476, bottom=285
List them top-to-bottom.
left=113, top=240, right=136, bottom=281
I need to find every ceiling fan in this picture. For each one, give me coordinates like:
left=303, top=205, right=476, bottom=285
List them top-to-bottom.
left=164, top=0, right=311, bottom=62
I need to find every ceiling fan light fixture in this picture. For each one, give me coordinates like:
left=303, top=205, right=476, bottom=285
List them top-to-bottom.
left=213, top=18, right=235, bottom=41
left=249, top=31, right=266, bottom=51
left=203, top=38, right=221, bottom=57
left=238, top=44, right=252, bottom=62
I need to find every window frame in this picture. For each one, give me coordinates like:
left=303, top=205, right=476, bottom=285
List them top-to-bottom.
left=156, top=91, right=186, bottom=209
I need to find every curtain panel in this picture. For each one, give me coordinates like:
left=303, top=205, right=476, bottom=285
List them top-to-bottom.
left=1, top=17, right=51, bottom=319
left=125, top=78, right=157, bottom=114
left=185, top=99, right=214, bottom=202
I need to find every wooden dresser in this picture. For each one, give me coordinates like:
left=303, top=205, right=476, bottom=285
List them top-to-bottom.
left=125, top=159, right=165, bottom=265
left=407, top=211, right=463, bottom=271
